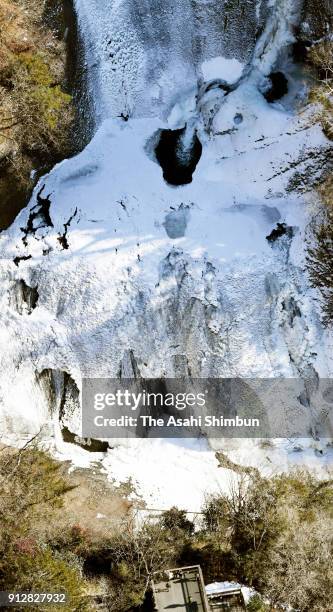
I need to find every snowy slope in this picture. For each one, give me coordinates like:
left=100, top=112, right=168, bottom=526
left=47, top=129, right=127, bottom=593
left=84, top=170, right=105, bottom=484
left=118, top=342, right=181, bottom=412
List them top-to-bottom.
left=0, top=0, right=332, bottom=509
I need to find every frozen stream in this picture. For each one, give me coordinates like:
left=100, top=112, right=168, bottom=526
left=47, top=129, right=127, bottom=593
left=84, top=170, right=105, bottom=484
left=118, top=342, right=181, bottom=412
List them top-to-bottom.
left=0, top=0, right=332, bottom=509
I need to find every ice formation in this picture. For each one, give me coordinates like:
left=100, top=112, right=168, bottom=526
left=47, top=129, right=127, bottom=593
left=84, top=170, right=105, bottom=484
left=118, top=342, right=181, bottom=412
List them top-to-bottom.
left=0, top=0, right=332, bottom=509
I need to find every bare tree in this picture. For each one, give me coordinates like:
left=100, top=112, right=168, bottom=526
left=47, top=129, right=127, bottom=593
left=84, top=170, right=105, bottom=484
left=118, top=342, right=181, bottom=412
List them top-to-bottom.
left=102, top=513, right=182, bottom=610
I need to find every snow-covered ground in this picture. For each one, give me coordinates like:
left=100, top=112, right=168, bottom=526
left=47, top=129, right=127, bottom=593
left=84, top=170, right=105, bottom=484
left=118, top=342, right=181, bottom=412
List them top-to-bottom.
left=0, top=0, right=332, bottom=510
left=49, top=436, right=333, bottom=512
left=206, top=581, right=254, bottom=606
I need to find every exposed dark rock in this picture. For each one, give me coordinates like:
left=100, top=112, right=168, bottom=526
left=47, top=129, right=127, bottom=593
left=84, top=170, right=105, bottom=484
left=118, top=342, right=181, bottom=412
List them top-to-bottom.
left=44, top=0, right=93, bottom=147
left=298, top=0, right=333, bottom=43
left=293, top=40, right=312, bottom=63
left=203, top=79, right=234, bottom=94
left=286, top=147, right=333, bottom=192
left=0, top=158, right=35, bottom=232
left=20, top=186, right=54, bottom=246
left=58, top=207, right=78, bottom=249
left=266, top=222, right=294, bottom=243
left=13, top=254, right=32, bottom=267
left=10, top=279, right=39, bottom=315
left=282, top=296, right=302, bottom=327
left=119, top=349, right=142, bottom=379
left=38, top=367, right=110, bottom=451
left=36, top=369, right=60, bottom=413
left=37, top=369, right=80, bottom=417
left=59, top=371, right=80, bottom=422
left=61, top=426, right=109, bottom=452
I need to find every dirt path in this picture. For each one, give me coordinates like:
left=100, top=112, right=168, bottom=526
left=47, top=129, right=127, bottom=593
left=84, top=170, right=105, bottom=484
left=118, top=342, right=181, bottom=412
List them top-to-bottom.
left=54, top=464, right=133, bottom=537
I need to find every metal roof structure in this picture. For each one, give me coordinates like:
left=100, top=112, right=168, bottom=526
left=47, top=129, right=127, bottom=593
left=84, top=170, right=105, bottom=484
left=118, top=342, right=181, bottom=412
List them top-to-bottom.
left=152, top=565, right=210, bottom=612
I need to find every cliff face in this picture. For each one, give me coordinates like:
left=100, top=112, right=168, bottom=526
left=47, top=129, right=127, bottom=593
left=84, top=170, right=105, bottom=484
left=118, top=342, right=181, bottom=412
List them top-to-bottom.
left=0, top=0, right=74, bottom=231
left=74, top=0, right=331, bottom=122
left=75, top=0, right=267, bottom=121
left=0, top=1, right=332, bottom=473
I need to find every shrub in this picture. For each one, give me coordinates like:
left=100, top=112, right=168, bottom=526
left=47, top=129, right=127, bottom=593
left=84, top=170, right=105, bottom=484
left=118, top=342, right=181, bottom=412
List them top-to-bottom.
left=308, top=40, right=333, bottom=139
left=10, top=50, right=72, bottom=153
left=1, top=444, right=331, bottom=611
left=0, top=445, right=91, bottom=610
left=0, top=446, right=74, bottom=542
left=202, top=471, right=333, bottom=611
left=202, top=495, right=230, bottom=533
left=160, top=506, right=195, bottom=535
left=104, top=519, right=184, bottom=610
left=3, top=547, right=89, bottom=611
left=246, top=594, right=269, bottom=612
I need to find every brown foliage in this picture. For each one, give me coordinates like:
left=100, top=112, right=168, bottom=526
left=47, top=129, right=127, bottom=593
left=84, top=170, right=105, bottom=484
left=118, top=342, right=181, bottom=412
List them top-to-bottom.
left=0, top=0, right=73, bottom=229
left=308, top=40, right=333, bottom=139
left=0, top=443, right=91, bottom=610
left=202, top=471, right=333, bottom=611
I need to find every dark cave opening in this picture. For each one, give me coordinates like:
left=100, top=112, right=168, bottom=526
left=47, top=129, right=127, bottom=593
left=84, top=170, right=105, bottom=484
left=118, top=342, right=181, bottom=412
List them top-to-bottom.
left=263, top=71, right=289, bottom=103
left=155, top=126, right=202, bottom=186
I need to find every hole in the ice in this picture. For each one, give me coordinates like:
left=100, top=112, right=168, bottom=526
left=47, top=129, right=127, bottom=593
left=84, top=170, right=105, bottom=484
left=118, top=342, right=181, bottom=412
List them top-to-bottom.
left=263, top=72, right=289, bottom=103
left=234, top=113, right=243, bottom=125
left=155, top=126, right=202, bottom=186
left=163, top=204, right=190, bottom=239
left=266, top=222, right=294, bottom=243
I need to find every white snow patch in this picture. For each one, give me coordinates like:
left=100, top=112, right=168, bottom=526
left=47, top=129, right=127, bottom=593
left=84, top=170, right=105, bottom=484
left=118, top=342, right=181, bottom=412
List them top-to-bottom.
left=201, top=56, right=244, bottom=83
left=102, top=438, right=235, bottom=512
left=206, top=582, right=255, bottom=604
